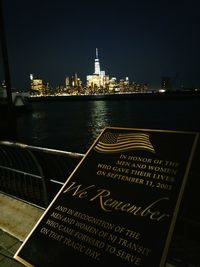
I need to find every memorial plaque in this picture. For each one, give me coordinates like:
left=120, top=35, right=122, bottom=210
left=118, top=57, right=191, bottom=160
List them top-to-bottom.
left=15, top=127, right=199, bottom=267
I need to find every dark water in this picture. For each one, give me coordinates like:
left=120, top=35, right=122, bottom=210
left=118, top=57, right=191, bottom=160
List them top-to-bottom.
left=16, top=98, right=200, bottom=153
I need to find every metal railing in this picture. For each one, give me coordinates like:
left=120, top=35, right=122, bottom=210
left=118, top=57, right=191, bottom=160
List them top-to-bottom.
left=0, top=141, right=84, bottom=207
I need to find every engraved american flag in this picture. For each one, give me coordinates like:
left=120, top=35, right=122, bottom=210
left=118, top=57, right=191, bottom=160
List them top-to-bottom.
left=94, top=132, right=155, bottom=154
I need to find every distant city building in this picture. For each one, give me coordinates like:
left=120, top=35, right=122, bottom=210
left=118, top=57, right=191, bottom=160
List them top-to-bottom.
left=87, top=48, right=107, bottom=90
left=71, top=73, right=78, bottom=87
left=30, top=74, right=46, bottom=95
left=65, top=76, right=70, bottom=89
left=109, top=77, right=117, bottom=91
left=125, top=77, right=129, bottom=85
left=161, top=77, right=172, bottom=91
left=31, top=78, right=43, bottom=91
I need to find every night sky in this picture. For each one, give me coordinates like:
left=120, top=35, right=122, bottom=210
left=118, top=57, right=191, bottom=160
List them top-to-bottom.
left=1, top=0, right=200, bottom=90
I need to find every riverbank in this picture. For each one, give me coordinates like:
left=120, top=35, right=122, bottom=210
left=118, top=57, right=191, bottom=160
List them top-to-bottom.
left=27, top=90, right=200, bottom=102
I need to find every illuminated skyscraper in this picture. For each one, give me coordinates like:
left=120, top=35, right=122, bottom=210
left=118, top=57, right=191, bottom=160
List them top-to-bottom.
left=87, top=48, right=107, bottom=89
left=94, top=48, right=100, bottom=75
left=30, top=74, right=44, bottom=93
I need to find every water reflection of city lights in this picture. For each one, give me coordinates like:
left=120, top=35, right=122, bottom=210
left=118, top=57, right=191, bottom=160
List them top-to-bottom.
left=88, top=101, right=109, bottom=140
left=31, top=111, right=48, bottom=142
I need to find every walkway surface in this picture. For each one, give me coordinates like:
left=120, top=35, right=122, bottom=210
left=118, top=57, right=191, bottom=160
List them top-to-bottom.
left=0, top=193, right=44, bottom=267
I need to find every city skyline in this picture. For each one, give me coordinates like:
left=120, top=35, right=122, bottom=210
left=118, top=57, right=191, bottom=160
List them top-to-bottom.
left=1, top=0, right=200, bottom=90
left=30, top=48, right=149, bottom=96
left=31, top=48, right=133, bottom=89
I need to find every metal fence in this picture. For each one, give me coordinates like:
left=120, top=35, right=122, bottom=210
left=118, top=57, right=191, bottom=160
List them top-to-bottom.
left=0, top=141, right=84, bottom=207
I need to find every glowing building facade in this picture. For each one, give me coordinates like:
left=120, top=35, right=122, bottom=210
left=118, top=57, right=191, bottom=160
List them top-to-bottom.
left=29, top=74, right=50, bottom=95
left=30, top=74, right=43, bottom=91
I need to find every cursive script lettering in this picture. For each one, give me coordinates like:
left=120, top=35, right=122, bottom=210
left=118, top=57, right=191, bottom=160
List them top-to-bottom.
left=63, top=182, right=170, bottom=222
left=63, top=182, right=95, bottom=198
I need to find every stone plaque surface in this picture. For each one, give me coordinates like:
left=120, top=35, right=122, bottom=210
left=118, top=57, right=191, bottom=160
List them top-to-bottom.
left=15, top=127, right=199, bottom=267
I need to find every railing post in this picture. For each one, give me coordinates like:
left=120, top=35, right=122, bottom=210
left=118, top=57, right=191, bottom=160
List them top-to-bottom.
left=26, top=149, right=50, bottom=207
